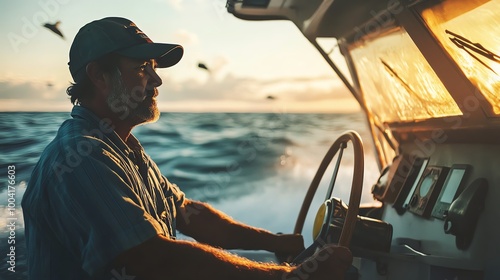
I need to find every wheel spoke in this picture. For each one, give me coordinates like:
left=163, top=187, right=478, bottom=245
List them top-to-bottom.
left=325, top=141, right=348, bottom=200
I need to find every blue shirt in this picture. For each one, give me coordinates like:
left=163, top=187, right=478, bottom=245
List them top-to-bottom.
left=22, top=106, right=185, bottom=279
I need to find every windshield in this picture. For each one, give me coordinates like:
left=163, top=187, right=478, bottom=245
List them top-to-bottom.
left=420, top=0, right=500, bottom=115
left=346, top=27, right=462, bottom=123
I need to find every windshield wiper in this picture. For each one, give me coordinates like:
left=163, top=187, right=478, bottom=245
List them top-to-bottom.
left=446, top=29, right=500, bottom=75
left=380, top=59, right=417, bottom=96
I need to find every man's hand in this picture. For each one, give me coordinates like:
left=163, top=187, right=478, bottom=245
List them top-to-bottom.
left=178, top=200, right=305, bottom=254
left=274, top=233, right=305, bottom=263
left=112, top=235, right=351, bottom=280
left=285, top=245, right=352, bottom=280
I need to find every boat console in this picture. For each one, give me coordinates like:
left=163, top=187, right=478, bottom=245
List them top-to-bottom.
left=227, top=0, right=500, bottom=279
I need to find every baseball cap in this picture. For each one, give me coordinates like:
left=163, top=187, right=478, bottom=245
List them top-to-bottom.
left=68, top=17, right=183, bottom=82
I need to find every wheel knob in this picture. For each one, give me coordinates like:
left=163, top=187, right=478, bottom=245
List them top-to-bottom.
left=444, top=219, right=453, bottom=234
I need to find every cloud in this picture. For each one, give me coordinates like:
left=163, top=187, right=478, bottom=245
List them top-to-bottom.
left=167, top=0, right=184, bottom=10
left=172, top=29, right=199, bottom=45
left=199, top=56, right=229, bottom=75
left=156, top=73, right=360, bottom=113
left=0, top=74, right=360, bottom=113
left=158, top=74, right=256, bottom=101
left=159, top=74, right=351, bottom=101
left=258, top=75, right=340, bottom=86
left=0, top=79, right=72, bottom=111
left=0, top=80, right=68, bottom=100
left=0, top=99, right=72, bottom=112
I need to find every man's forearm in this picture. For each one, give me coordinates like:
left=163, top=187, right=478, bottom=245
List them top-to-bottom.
left=177, top=199, right=300, bottom=252
left=114, top=235, right=293, bottom=280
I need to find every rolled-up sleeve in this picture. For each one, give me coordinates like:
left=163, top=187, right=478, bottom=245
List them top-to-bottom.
left=163, top=176, right=185, bottom=209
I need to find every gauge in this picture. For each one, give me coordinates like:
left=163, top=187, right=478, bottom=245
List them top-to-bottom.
left=432, top=164, right=471, bottom=219
left=409, top=166, right=450, bottom=218
left=419, top=170, right=438, bottom=197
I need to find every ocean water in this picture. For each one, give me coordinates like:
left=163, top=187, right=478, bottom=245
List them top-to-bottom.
left=0, top=111, right=380, bottom=279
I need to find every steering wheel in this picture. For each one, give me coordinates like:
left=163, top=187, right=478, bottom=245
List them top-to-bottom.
left=291, top=131, right=364, bottom=263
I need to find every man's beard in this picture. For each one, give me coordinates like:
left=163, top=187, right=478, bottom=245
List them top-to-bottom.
left=106, top=69, right=160, bottom=125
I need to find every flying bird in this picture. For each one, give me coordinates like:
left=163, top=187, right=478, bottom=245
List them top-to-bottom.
left=43, top=21, right=65, bottom=39
left=197, top=62, right=210, bottom=72
left=267, top=95, right=276, bottom=100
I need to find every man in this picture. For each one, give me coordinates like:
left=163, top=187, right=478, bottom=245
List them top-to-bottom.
left=22, top=17, right=352, bottom=280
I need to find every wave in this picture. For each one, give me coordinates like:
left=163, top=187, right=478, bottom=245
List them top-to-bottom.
left=0, top=111, right=380, bottom=278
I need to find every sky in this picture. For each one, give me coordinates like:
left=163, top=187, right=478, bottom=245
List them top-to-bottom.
left=0, top=0, right=360, bottom=113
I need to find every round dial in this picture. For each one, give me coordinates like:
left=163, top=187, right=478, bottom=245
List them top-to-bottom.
left=419, top=172, right=436, bottom=197
left=312, top=202, right=327, bottom=240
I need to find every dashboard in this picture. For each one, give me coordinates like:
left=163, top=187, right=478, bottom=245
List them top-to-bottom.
left=372, top=153, right=488, bottom=252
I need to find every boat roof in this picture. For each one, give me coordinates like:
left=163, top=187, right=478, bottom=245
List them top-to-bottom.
left=228, top=0, right=409, bottom=40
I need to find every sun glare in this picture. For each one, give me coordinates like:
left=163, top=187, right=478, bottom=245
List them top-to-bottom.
left=421, top=0, right=500, bottom=114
